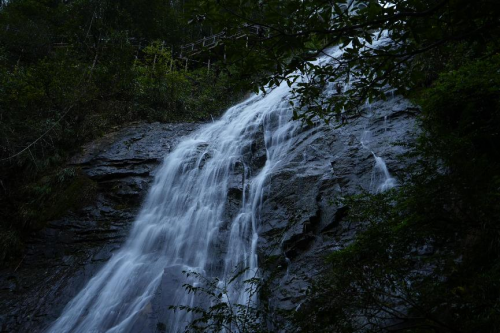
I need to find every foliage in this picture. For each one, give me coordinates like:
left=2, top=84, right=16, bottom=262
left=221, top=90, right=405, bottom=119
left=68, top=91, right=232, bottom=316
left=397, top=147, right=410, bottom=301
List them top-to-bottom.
left=0, top=0, right=245, bottom=265
left=195, top=0, right=500, bottom=122
left=133, top=41, right=238, bottom=121
left=133, top=41, right=190, bottom=120
left=293, top=55, right=500, bottom=332
left=19, top=168, right=97, bottom=230
left=170, top=268, right=283, bottom=333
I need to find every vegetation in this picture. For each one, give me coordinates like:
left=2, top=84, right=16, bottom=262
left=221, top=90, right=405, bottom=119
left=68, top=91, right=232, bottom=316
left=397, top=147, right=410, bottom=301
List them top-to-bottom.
left=0, top=0, right=244, bottom=265
left=197, top=0, right=500, bottom=122
left=295, top=54, right=500, bottom=332
left=170, top=269, right=271, bottom=333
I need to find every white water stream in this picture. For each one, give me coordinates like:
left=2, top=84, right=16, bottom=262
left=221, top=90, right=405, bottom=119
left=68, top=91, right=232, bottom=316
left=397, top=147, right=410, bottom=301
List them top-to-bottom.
left=48, top=36, right=396, bottom=333
left=47, top=57, right=323, bottom=333
left=360, top=119, right=397, bottom=193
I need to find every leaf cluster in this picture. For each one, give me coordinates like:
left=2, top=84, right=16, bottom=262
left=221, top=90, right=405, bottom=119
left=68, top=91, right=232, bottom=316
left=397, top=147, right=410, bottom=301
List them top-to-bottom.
left=195, top=0, right=500, bottom=122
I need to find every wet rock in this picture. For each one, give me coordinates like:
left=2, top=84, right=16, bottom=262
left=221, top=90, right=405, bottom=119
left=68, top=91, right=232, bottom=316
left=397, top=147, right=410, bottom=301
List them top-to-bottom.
left=251, top=96, right=418, bottom=311
left=321, top=205, right=349, bottom=234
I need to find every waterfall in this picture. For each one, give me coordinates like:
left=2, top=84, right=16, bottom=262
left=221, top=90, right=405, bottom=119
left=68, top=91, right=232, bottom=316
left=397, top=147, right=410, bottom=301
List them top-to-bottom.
left=47, top=34, right=394, bottom=333
left=46, top=59, right=321, bottom=333
left=360, top=114, right=397, bottom=193
left=371, top=153, right=397, bottom=193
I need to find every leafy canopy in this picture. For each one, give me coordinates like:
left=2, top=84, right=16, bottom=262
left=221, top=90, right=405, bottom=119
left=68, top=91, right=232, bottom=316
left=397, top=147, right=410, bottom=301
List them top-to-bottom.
left=196, top=0, right=500, bottom=122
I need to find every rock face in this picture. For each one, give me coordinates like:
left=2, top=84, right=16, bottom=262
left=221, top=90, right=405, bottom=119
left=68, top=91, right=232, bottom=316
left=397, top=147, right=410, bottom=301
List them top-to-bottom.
left=0, top=96, right=417, bottom=332
left=253, top=96, right=418, bottom=311
left=0, top=122, right=202, bottom=333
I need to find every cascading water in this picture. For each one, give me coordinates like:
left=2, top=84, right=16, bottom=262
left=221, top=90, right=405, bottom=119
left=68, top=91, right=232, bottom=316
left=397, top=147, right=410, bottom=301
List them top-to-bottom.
left=48, top=34, right=394, bottom=333
left=46, top=58, right=323, bottom=332
left=360, top=112, right=397, bottom=193
left=371, top=153, right=397, bottom=193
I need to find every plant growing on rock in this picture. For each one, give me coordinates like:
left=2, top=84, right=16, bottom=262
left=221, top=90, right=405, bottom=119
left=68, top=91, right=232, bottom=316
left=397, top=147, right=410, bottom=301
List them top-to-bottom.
left=293, top=55, right=500, bottom=333
left=170, top=267, right=286, bottom=333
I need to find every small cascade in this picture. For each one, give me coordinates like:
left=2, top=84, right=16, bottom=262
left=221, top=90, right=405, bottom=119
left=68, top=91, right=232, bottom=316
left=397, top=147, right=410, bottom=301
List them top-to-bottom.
left=360, top=97, right=396, bottom=193
left=365, top=99, right=373, bottom=114
left=360, top=127, right=397, bottom=193
left=360, top=129, right=372, bottom=149
left=370, top=153, right=397, bottom=193
left=280, top=236, right=293, bottom=278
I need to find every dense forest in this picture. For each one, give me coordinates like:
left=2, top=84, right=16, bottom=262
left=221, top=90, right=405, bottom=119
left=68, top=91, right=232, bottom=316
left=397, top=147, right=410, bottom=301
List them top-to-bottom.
left=0, top=0, right=246, bottom=263
left=1, top=0, right=500, bottom=332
